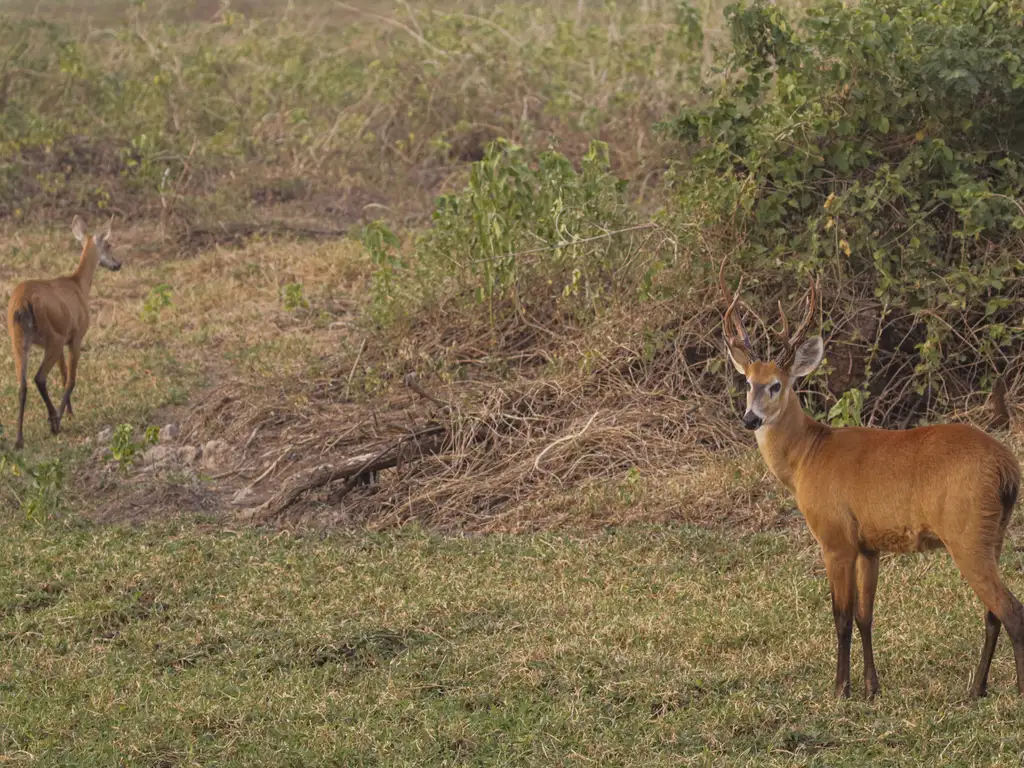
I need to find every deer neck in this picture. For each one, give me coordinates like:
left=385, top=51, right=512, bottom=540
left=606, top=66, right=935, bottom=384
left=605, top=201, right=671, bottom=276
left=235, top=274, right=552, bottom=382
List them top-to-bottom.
left=71, top=239, right=99, bottom=296
left=754, top=392, right=827, bottom=494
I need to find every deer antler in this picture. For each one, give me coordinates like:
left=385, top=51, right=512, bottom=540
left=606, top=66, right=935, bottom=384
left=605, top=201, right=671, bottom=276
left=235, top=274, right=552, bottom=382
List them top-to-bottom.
left=719, top=258, right=755, bottom=358
left=775, top=276, right=817, bottom=369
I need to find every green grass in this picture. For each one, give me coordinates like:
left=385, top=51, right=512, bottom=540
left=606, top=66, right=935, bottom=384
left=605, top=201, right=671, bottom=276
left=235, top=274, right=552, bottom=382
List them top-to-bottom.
left=3, top=516, right=1024, bottom=765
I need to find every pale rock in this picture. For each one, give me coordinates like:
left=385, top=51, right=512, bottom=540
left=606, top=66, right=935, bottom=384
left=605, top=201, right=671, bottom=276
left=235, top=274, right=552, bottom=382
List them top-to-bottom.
left=159, top=423, right=180, bottom=443
left=97, top=426, right=114, bottom=443
left=201, top=439, right=233, bottom=471
left=143, top=444, right=176, bottom=466
left=177, top=445, right=201, bottom=465
left=231, top=486, right=255, bottom=506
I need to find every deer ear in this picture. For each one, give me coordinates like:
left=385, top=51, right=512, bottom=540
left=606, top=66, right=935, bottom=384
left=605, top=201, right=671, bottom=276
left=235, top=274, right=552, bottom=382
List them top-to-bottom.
left=105, top=214, right=114, bottom=239
left=71, top=216, right=86, bottom=243
left=790, top=336, right=824, bottom=378
left=726, top=342, right=751, bottom=376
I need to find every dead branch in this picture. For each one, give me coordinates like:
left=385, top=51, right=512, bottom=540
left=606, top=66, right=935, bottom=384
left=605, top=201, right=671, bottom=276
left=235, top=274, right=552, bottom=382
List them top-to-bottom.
left=404, top=373, right=452, bottom=410
left=255, top=427, right=446, bottom=520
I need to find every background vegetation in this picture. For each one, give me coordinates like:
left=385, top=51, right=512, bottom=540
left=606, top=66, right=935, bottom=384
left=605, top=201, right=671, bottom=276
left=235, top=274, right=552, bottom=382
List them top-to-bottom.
left=1, top=0, right=1024, bottom=764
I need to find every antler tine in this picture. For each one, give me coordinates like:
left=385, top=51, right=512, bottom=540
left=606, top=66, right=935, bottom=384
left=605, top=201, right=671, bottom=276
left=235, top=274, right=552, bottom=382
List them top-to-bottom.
left=718, top=256, right=733, bottom=308
left=719, top=258, right=754, bottom=354
left=775, top=276, right=818, bottom=366
left=790, top=276, right=817, bottom=348
left=724, top=292, right=753, bottom=349
left=777, top=299, right=789, bottom=343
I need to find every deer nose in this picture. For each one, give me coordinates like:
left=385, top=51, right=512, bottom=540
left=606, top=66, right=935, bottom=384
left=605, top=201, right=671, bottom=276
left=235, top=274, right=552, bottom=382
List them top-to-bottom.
left=742, top=411, right=763, bottom=430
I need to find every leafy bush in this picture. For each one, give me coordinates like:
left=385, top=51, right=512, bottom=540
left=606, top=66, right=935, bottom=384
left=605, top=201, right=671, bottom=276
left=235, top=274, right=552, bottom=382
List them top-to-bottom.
left=661, top=0, right=1024, bottom=422
left=394, top=139, right=641, bottom=323
left=362, top=221, right=403, bottom=326
left=140, top=283, right=173, bottom=324
left=281, top=283, right=310, bottom=313
left=110, top=424, right=159, bottom=471
left=0, top=446, right=66, bottom=521
left=21, top=458, right=66, bottom=522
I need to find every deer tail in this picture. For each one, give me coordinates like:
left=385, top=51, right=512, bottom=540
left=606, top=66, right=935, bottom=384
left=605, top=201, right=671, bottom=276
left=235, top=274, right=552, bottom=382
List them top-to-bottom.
left=12, top=301, right=35, bottom=334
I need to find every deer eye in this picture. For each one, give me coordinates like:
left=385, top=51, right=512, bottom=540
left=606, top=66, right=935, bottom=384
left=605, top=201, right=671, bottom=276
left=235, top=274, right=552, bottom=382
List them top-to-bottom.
left=746, top=380, right=753, bottom=390
left=769, top=382, right=782, bottom=396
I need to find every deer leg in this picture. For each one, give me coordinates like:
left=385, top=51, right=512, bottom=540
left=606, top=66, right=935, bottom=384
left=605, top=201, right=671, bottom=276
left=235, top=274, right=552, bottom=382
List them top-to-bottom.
left=12, top=333, right=28, bottom=450
left=58, top=340, right=80, bottom=425
left=34, top=343, right=62, bottom=436
left=58, top=349, right=73, bottom=418
left=968, top=538, right=1007, bottom=699
left=950, top=544, right=1024, bottom=698
left=824, top=549, right=856, bottom=699
left=856, top=550, right=881, bottom=699
left=974, top=611, right=1002, bottom=699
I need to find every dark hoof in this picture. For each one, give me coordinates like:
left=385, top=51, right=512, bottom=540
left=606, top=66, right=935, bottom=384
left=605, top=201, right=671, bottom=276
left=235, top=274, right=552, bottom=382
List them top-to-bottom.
left=49, top=419, right=61, bottom=436
left=14, top=438, right=24, bottom=450
left=866, top=675, right=879, bottom=701
left=834, top=684, right=851, bottom=699
left=970, top=685, right=988, bottom=700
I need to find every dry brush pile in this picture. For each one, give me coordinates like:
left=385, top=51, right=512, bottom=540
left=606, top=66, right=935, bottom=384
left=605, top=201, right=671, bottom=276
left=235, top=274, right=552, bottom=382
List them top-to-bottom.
left=159, top=294, right=779, bottom=533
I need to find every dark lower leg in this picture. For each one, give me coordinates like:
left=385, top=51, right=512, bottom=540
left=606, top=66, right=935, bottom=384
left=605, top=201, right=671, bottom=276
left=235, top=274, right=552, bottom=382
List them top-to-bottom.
left=58, top=344, right=79, bottom=424
left=58, top=350, right=73, bottom=418
left=34, top=374, right=59, bottom=434
left=15, top=379, right=27, bottom=449
left=58, top=381, right=75, bottom=423
left=951, top=545, right=1024, bottom=697
left=856, top=551, right=880, bottom=699
left=825, top=552, right=857, bottom=699
left=833, top=593, right=854, bottom=698
left=999, top=598, right=1024, bottom=696
left=972, top=611, right=1001, bottom=699
left=856, top=617, right=879, bottom=699
left=1013, top=640, right=1024, bottom=696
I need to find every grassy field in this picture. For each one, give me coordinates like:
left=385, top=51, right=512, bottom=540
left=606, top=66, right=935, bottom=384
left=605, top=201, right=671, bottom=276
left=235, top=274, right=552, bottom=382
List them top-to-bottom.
left=3, top=0, right=1024, bottom=765
left=5, top=515, right=1024, bottom=766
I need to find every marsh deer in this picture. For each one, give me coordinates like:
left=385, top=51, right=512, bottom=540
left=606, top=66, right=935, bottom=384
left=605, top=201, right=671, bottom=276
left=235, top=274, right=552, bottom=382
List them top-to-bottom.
left=7, top=215, right=121, bottom=449
left=721, top=269, right=1023, bottom=699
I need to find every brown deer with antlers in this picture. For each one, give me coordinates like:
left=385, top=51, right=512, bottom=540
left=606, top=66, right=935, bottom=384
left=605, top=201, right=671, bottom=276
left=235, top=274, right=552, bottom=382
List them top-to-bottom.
left=7, top=215, right=121, bottom=449
left=721, top=267, right=1023, bottom=699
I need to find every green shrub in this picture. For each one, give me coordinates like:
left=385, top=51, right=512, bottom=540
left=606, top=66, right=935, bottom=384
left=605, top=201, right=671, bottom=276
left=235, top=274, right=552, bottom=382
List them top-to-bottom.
left=661, top=0, right=1024, bottom=421
left=400, top=139, right=639, bottom=323
left=362, top=221, right=403, bottom=326
left=281, top=282, right=310, bottom=313
left=140, top=283, right=173, bottom=324
left=110, top=423, right=159, bottom=471
left=0, top=443, right=66, bottom=521
left=21, top=458, right=65, bottom=522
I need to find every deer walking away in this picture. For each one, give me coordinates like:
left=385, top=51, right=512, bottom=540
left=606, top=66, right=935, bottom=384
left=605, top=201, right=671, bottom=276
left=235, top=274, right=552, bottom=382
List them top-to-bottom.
left=7, top=215, right=122, bottom=449
left=721, top=266, right=1024, bottom=700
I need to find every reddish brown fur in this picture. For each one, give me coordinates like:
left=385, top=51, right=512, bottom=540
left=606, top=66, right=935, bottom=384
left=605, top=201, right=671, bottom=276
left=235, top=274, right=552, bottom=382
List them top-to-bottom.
left=7, top=216, right=121, bottom=449
left=725, top=288, right=1024, bottom=701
